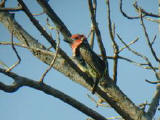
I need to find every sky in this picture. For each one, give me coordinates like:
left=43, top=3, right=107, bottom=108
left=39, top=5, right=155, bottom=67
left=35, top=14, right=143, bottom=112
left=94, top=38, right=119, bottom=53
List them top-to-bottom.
left=0, top=0, right=159, bottom=120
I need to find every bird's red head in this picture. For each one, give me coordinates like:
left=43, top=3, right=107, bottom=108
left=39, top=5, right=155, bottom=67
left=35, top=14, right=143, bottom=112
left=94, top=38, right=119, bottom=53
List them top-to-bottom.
left=70, top=34, right=87, bottom=56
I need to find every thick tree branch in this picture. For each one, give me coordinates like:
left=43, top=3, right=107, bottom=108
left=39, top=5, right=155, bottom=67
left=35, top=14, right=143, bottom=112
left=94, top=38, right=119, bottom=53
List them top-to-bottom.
left=36, top=0, right=71, bottom=39
left=0, top=68, right=108, bottom=120
left=147, top=85, right=160, bottom=118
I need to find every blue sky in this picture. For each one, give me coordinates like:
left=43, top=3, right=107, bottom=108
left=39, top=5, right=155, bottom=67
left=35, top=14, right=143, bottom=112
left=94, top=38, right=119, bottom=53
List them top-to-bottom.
left=0, top=0, right=159, bottom=119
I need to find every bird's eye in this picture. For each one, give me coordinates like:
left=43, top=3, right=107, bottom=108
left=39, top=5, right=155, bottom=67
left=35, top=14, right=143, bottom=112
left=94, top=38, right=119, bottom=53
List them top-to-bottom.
left=75, top=37, right=79, bottom=39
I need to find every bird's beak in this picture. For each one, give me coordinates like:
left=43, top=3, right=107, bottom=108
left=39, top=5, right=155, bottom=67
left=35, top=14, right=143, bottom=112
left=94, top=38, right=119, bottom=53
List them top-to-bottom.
left=63, top=37, right=73, bottom=44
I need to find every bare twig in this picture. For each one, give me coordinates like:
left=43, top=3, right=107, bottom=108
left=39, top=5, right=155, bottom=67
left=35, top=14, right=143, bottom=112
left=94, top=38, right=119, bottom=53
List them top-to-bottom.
left=18, top=0, right=56, bottom=49
left=36, top=0, right=71, bottom=39
left=87, top=0, right=96, bottom=49
left=88, top=0, right=109, bottom=74
left=106, top=0, right=119, bottom=83
left=119, top=0, right=142, bottom=19
left=133, top=2, right=160, bottom=18
left=0, top=5, right=22, bottom=11
left=32, top=11, right=44, bottom=16
left=140, top=13, right=160, bottom=62
left=46, top=17, right=56, bottom=30
left=145, top=17, right=160, bottom=23
left=88, top=23, right=95, bottom=49
left=40, top=31, right=60, bottom=83
left=6, top=32, right=21, bottom=72
left=117, top=34, right=156, bottom=73
left=151, top=35, right=157, bottom=45
left=119, top=37, right=139, bottom=53
left=0, top=41, right=54, bottom=56
left=100, top=54, right=158, bottom=70
left=118, top=56, right=155, bottom=70
left=0, top=60, right=9, bottom=69
left=0, top=68, right=108, bottom=120
left=145, top=79, right=160, bottom=84
left=87, top=94, right=109, bottom=107
left=107, top=116, right=124, bottom=120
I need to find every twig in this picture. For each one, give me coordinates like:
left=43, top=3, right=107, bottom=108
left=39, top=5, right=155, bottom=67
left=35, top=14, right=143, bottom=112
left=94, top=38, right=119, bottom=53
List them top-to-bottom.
left=18, top=0, right=56, bottom=49
left=36, top=0, right=71, bottom=39
left=88, top=0, right=109, bottom=73
left=106, top=0, right=119, bottom=83
left=119, top=0, right=142, bottom=19
left=133, top=2, right=160, bottom=18
left=0, top=5, right=22, bottom=11
left=32, top=11, right=44, bottom=16
left=140, top=12, right=160, bottom=62
left=46, top=17, right=56, bottom=30
left=145, top=17, right=160, bottom=23
left=88, top=23, right=95, bottom=49
left=40, top=31, right=60, bottom=83
left=6, top=32, right=21, bottom=72
left=117, top=33, right=156, bottom=73
left=151, top=35, right=157, bottom=45
left=119, top=37, right=139, bottom=53
left=0, top=41, right=54, bottom=56
left=100, top=54, right=158, bottom=70
left=118, top=56, right=154, bottom=70
left=0, top=60, right=9, bottom=69
left=0, top=68, right=108, bottom=120
left=145, top=79, right=160, bottom=84
left=87, top=94, right=109, bottom=107
left=107, top=116, right=124, bottom=120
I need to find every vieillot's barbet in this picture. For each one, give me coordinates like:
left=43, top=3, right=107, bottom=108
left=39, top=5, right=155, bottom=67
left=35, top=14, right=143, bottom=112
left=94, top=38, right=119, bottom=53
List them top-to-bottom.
left=65, top=34, right=107, bottom=94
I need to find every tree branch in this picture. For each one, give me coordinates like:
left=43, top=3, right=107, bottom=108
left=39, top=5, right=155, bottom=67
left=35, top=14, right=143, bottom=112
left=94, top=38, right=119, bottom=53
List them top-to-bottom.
left=36, top=0, right=71, bottom=39
left=88, top=0, right=109, bottom=73
left=106, top=0, right=119, bottom=83
left=119, top=0, right=142, bottom=19
left=133, top=2, right=160, bottom=18
left=0, top=5, right=22, bottom=11
left=140, top=13, right=160, bottom=62
left=5, top=31, right=21, bottom=72
left=117, top=34, right=156, bottom=73
left=0, top=68, right=108, bottom=120
left=147, top=85, right=160, bottom=118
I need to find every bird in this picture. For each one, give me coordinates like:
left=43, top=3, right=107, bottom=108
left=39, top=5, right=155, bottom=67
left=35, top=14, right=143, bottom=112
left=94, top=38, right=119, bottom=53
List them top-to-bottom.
left=65, top=34, right=107, bottom=94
